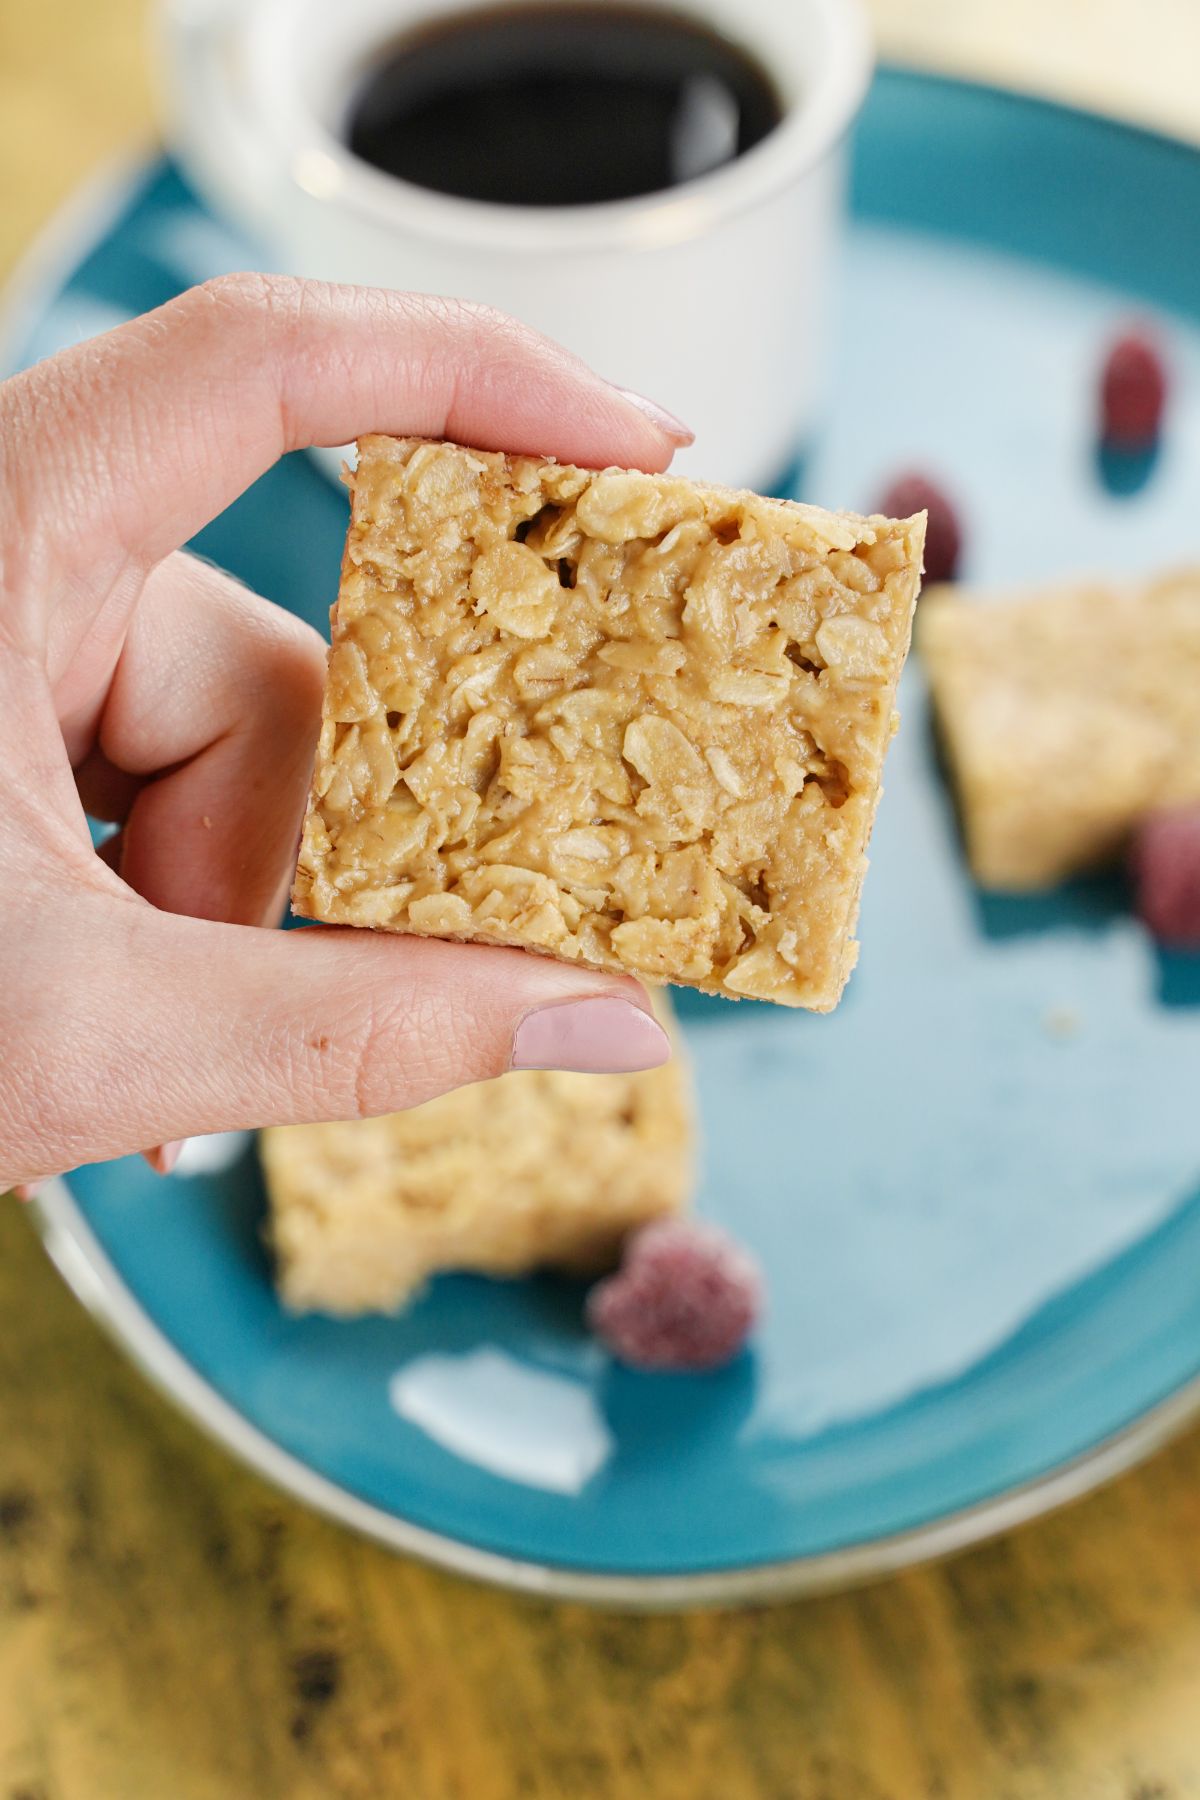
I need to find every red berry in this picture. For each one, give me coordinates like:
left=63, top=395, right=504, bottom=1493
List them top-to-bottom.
left=1100, top=330, right=1166, bottom=448
left=878, top=473, right=962, bottom=584
left=1131, top=806, right=1200, bottom=949
left=586, top=1219, right=762, bottom=1372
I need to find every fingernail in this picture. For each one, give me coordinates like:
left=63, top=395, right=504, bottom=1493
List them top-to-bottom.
left=613, top=386, right=695, bottom=445
left=510, top=996, right=671, bottom=1074
left=143, top=1140, right=187, bottom=1176
left=12, top=1182, right=43, bottom=1203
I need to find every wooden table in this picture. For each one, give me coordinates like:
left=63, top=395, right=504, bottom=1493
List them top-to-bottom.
left=3, top=3, right=1200, bottom=1794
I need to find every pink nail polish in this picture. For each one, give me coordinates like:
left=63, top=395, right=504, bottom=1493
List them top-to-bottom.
left=613, top=386, right=695, bottom=445
left=510, top=997, right=671, bottom=1075
left=143, top=1140, right=187, bottom=1177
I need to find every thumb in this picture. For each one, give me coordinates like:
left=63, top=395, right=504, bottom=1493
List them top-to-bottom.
left=20, top=900, right=670, bottom=1181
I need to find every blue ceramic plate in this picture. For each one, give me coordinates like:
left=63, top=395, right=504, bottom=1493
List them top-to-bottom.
left=10, top=72, right=1200, bottom=1605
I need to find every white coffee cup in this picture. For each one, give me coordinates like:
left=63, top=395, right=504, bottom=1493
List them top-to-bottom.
left=159, top=0, right=871, bottom=490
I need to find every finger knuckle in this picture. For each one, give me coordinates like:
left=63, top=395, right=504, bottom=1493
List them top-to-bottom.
left=191, top=270, right=301, bottom=322
left=172, top=274, right=316, bottom=366
left=419, top=294, right=529, bottom=354
left=471, top=303, right=541, bottom=360
left=241, top=588, right=325, bottom=661
left=236, top=607, right=326, bottom=722
left=274, top=609, right=328, bottom=687
left=285, top=981, right=501, bottom=1124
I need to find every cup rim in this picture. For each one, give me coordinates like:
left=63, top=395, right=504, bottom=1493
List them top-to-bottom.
left=258, top=0, right=874, bottom=253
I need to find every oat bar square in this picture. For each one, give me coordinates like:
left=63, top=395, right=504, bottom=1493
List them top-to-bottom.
left=293, top=437, right=925, bottom=1008
left=918, top=571, right=1200, bottom=890
left=260, top=1005, right=692, bottom=1315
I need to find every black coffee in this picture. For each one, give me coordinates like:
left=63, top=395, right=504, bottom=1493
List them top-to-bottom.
left=345, top=2, right=784, bottom=207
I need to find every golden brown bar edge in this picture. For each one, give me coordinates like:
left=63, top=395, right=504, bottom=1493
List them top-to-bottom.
left=294, top=438, right=925, bottom=1009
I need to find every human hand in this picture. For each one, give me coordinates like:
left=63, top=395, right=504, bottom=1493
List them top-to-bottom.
left=0, top=275, right=690, bottom=1189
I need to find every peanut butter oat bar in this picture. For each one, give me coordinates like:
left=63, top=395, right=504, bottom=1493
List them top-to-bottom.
left=293, top=438, right=925, bottom=1008
left=919, top=570, right=1200, bottom=890
left=261, top=1003, right=692, bottom=1315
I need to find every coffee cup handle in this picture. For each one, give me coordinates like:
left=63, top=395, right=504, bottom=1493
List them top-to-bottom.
left=156, top=0, right=283, bottom=245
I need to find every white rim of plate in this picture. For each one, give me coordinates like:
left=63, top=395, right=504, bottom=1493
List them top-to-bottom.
left=8, top=149, right=1200, bottom=1609
left=29, top=1172, right=1200, bottom=1609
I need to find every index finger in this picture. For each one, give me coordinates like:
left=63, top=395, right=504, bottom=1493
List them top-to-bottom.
left=5, top=274, right=691, bottom=581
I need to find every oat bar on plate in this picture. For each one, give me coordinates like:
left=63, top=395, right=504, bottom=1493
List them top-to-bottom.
left=294, top=438, right=925, bottom=1009
left=919, top=571, right=1200, bottom=890
left=261, top=997, right=692, bottom=1315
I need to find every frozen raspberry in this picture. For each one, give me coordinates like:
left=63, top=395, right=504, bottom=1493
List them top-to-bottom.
left=1100, top=330, right=1167, bottom=448
left=878, top=473, right=962, bottom=584
left=1131, top=806, right=1200, bottom=949
left=586, top=1219, right=762, bottom=1371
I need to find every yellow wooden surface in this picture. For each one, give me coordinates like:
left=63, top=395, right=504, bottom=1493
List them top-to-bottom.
left=4, top=2, right=1200, bottom=1795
